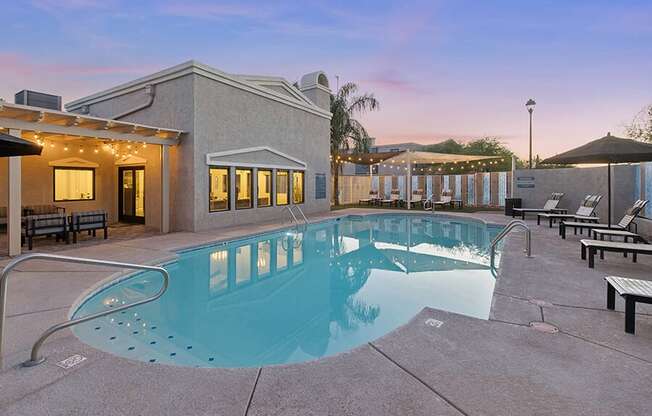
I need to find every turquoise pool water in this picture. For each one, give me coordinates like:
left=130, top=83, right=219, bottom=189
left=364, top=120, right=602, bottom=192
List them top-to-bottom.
left=73, top=214, right=502, bottom=368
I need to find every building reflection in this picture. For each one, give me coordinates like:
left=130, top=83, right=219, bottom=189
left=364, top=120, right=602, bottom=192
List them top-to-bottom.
left=97, top=215, right=500, bottom=367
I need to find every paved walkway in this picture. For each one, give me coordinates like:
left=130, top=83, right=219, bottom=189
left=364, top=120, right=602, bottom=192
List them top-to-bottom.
left=0, top=210, right=650, bottom=415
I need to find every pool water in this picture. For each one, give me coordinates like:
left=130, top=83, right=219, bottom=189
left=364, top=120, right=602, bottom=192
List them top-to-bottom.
left=73, top=214, right=503, bottom=368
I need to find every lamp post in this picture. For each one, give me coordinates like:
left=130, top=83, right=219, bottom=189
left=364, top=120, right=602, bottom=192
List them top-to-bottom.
left=526, top=99, right=536, bottom=169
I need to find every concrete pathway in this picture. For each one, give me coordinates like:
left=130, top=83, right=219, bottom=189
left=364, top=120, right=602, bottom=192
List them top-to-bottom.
left=0, top=210, right=650, bottom=415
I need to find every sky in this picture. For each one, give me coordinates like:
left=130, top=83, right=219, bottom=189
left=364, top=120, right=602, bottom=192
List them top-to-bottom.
left=1, top=0, right=651, bottom=158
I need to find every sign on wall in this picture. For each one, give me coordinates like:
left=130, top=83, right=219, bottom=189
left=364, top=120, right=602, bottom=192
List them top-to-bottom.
left=315, top=174, right=326, bottom=199
left=516, top=176, right=535, bottom=188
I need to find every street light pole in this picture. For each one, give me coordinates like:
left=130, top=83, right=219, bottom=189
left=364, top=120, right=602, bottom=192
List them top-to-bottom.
left=525, top=99, right=536, bottom=169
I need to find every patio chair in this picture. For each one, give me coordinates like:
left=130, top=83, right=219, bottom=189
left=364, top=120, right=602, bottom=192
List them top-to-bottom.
left=381, top=189, right=401, bottom=207
left=409, top=189, right=424, bottom=208
left=359, top=190, right=379, bottom=205
left=424, top=190, right=453, bottom=210
left=434, top=190, right=453, bottom=209
left=512, top=192, right=564, bottom=219
left=537, top=195, right=602, bottom=227
left=560, top=199, right=648, bottom=239
left=23, top=204, right=65, bottom=216
left=0, top=206, right=5, bottom=226
left=70, top=210, right=108, bottom=243
left=23, top=213, right=68, bottom=250
left=580, top=239, right=652, bottom=268
left=604, top=276, right=652, bottom=334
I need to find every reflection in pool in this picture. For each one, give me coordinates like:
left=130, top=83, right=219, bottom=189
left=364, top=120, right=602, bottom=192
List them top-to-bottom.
left=73, top=214, right=502, bottom=368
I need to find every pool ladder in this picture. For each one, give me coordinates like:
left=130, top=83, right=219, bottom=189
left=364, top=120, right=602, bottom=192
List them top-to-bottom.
left=284, top=205, right=309, bottom=227
left=490, top=220, right=531, bottom=270
left=0, top=253, right=170, bottom=367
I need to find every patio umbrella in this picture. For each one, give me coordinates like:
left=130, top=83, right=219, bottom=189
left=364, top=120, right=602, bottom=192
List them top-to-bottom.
left=0, top=132, right=42, bottom=157
left=542, top=132, right=652, bottom=227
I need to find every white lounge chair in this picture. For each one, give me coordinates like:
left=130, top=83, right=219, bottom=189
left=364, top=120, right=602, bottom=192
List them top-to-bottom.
left=381, top=189, right=402, bottom=207
left=359, top=190, right=379, bottom=205
left=512, top=192, right=565, bottom=219
left=537, top=195, right=602, bottom=227
left=560, top=200, right=648, bottom=239
left=605, top=276, right=652, bottom=334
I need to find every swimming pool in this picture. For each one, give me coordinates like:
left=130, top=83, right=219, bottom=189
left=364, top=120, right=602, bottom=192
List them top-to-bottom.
left=72, top=214, right=503, bottom=368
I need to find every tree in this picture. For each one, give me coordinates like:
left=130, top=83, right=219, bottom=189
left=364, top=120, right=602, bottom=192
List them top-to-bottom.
left=330, top=82, right=379, bottom=205
left=626, top=104, right=652, bottom=142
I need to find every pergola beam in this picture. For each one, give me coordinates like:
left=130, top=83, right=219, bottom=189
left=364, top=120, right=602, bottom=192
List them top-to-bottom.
left=0, top=117, right=179, bottom=146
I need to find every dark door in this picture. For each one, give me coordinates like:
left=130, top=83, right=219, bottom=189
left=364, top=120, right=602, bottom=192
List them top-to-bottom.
left=118, top=166, right=145, bottom=223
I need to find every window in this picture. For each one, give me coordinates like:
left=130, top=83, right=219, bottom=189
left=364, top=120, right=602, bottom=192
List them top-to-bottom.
left=209, top=167, right=230, bottom=212
left=53, top=168, right=95, bottom=201
left=236, top=168, right=253, bottom=209
left=257, top=169, right=272, bottom=207
left=276, top=170, right=289, bottom=205
left=292, top=171, right=304, bottom=204
left=257, top=240, right=271, bottom=277
left=235, top=244, right=251, bottom=285
left=209, top=249, right=228, bottom=295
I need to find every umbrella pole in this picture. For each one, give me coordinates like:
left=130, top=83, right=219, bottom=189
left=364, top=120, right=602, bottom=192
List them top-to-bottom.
left=607, top=162, right=611, bottom=228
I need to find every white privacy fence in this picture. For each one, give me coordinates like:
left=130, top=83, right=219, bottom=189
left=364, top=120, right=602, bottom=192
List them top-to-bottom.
left=335, top=171, right=512, bottom=206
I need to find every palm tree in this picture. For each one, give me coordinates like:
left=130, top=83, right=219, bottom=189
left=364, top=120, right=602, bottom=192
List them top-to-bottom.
left=330, top=82, right=379, bottom=205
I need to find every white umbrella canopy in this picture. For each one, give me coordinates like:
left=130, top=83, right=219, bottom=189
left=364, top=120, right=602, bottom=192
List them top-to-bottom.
left=381, top=151, right=502, bottom=165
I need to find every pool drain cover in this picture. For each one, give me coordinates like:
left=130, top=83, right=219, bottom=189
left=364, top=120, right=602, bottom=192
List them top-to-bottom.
left=425, top=318, right=444, bottom=328
left=529, top=321, right=558, bottom=334
left=56, top=354, right=87, bottom=369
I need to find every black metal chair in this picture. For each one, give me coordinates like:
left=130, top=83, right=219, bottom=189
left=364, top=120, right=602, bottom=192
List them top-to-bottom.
left=70, top=210, right=108, bottom=243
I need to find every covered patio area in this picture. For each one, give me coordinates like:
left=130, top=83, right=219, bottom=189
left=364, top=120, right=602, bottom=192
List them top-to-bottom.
left=0, top=101, right=183, bottom=256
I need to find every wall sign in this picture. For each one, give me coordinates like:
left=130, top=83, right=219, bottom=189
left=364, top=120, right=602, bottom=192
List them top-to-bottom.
left=315, top=173, right=326, bottom=199
left=517, top=176, right=535, bottom=189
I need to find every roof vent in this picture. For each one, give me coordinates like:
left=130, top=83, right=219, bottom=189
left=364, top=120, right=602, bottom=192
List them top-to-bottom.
left=14, top=90, right=62, bottom=111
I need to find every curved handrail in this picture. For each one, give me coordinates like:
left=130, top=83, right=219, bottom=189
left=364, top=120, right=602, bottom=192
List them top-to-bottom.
left=283, top=205, right=299, bottom=225
left=293, top=205, right=309, bottom=225
left=490, top=220, right=531, bottom=269
left=0, top=253, right=170, bottom=367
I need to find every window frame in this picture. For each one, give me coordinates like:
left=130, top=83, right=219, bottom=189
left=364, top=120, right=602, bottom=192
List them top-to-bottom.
left=209, top=166, right=231, bottom=213
left=52, top=167, right=96, bottom=202
left=235, top=167, right=254, bottom=210
left=257, top=168, right=273, bottom=208
left=276, top=170, right=290, bottom=206
left=292, top=170, right=305, bottom=204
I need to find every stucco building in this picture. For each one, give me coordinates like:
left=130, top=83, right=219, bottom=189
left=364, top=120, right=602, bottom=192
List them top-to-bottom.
left=1, top=61, right=332, bottom=255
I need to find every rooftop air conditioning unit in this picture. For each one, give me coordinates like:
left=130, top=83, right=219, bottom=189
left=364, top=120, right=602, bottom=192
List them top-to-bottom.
left=14, top=90, right=62, bottom=111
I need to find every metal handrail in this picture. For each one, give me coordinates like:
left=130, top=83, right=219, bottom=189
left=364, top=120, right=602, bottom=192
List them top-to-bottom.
left=283, top=205, right=299, bottom=225
left=293, top=205, right=309, bottom=225
left=490, top=220, right=531, bottom=269
left=0, top=253, right=170, bottom=367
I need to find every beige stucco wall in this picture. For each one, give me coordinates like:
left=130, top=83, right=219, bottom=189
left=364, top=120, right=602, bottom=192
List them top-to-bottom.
left=74, top=69, right=331, bottom=232
left=192, top=74, right=331, bottom=231
left=77, top=75, right=195, bottom=231
left=0, top=143, right=164, bottom=229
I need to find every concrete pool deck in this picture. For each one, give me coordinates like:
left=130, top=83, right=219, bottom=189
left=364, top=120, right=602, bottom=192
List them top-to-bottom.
left=0, top=209, right=650, bottom=415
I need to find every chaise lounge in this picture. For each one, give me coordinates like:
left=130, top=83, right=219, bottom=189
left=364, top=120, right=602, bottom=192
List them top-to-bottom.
left=381, top=189, right=401, bottom=207
left=359, top=190, right=379, bottom=206
left=512, top=192, right=565, bottom=219
left=537, top=194, right=602, bottom=227
left=559, top=199, right=648, bottom=239
left=580, top=239, right=652, bottom=268
left=605, top=276, right=652, bottom=334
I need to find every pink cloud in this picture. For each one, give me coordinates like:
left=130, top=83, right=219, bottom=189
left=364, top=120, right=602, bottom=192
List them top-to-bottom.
left=159, top=2, right=273, bottom=20
left=0, top=53, right=155, bottom=78
left=361, top=70, right=422, bottom=94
